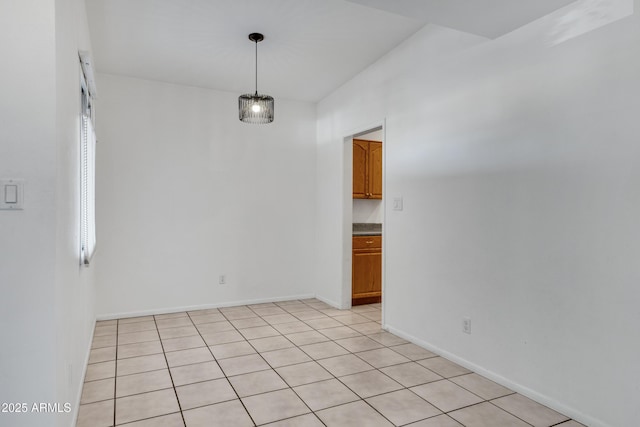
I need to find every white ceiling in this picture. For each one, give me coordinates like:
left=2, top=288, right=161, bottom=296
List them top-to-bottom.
left=86, top=0, right=577, bottom=103
left=344, top=0, right=577, bottom=39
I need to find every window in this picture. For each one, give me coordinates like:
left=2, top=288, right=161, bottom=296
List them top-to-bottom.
left=80, top=54, right=96, bottom=265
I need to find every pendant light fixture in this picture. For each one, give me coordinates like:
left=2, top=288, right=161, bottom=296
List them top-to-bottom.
left=239, top=33, right=274, bottom=124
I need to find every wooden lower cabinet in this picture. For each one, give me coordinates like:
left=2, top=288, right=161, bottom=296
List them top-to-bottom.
left=352, top=235, right=382, bottom=306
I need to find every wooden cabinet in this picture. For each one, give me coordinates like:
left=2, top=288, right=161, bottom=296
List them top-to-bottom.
left=353, top=139, right=382, bottom=199
left=369, top=142, right=383, bottom=199
left=352, top=235, right=382, bottom=306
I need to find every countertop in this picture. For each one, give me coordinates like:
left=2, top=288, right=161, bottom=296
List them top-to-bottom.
left=352, top=223, right=382, bottom=236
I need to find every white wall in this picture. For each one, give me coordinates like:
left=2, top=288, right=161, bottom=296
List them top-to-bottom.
left=0, top=0, right=96, bottom=426
left=54, top=0, right=98, bottom=425
left=316, top=1, right=640, bottom=426
left=0, top=2, right=57, bottom=425
left=95, top=74, right=317, bottom=317
left=353, top=199, right=383, bottom=223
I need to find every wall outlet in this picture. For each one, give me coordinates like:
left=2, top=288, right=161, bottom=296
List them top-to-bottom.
left=219, top=275, right=226, bottom=285
left=463, top=317, right=471, bottom=334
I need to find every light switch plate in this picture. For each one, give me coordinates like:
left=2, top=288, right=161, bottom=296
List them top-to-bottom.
left=0, top=179, right=24, bottom=210
left=393, top=196, right=403, bottom=211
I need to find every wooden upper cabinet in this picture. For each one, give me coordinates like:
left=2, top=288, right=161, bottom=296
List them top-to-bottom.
left=353, top=139, right=382, bottom=199
left=353, top=140, right=368, bottom=199
left=369, top=142, right=382, bottom=199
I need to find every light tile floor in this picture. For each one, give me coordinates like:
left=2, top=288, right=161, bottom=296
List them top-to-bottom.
left=77, top=299, right=585, bottom=427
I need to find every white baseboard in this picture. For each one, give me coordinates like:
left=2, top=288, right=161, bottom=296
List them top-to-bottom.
left=96, top=294, right=316, bottom=321
left=313, top=294, right=342, bottom=309
left=70, top=318, right=96, bottom=427
left=385, top=325, right=609, bottom=427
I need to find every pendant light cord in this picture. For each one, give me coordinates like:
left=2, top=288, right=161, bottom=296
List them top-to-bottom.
left=239, top=33, right=273, bottom=124
left=254, top=39, right=258, bottom=96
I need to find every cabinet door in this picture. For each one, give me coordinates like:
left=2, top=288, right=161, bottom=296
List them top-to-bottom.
left=353, top=140, right=368, bottom=198
left=369, top=141, right=383, bottom=199
left=352, top=250, right=382, bottom=298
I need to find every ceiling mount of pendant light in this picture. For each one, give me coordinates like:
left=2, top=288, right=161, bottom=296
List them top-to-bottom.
left=239, top=32, right=274, bottom=124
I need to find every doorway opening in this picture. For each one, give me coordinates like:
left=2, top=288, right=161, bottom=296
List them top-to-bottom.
left=341, top=123, right=385, bottom=315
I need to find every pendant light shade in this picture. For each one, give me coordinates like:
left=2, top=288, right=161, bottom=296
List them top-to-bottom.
left=239, top=33, right=274, bottom=124
left=239, top=93, right=274, bottom=124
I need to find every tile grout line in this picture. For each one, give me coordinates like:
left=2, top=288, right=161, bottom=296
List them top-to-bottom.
left=88, top=300, right=579, bottom=427
left=274, top=300, right=393, bottom=425
left=230, top=301, right=329, bottom=425
left=234, top=301, right=333, bottom=425
left=244, top=301, right=391, bottom=426
left=254, top=302, right=399, bottom=425
left=258, top=302, right=334, bottom=426
left=93, top=303, right=337, bottom=425
left=116, top=303, right=436, bottom=424
left=282, top=303, right=486, bottom=425
left=144, top=304, right=390, bottom=422
left=214, top=305, right=262, bottom=426
left=274, top=305, right=339, bottom=404
left=129, top=307, right=420, bottom=419
left=185, top=307, right=261, bottom=426
left=112, top=311, right=231, bottom=424
left=151, top=313, right=187, bottom=427
left=329, top=318, right=488, bottom=425
left=112, top=319, right=119, bottom=427
left=485, top=399, right=537, bottom=427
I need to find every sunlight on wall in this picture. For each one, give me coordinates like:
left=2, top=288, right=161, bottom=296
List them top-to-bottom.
left=549, top=0, right=633, bottom=45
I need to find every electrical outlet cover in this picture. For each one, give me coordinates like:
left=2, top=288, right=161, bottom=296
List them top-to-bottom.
left=463, top=317, right=471, bottom=334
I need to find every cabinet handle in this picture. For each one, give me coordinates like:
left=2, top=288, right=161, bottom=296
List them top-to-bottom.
left=366, top=240, right=373, bottom=244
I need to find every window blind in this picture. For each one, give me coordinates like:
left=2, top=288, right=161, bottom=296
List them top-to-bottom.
left=80, top=61, right=96, bottom=265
